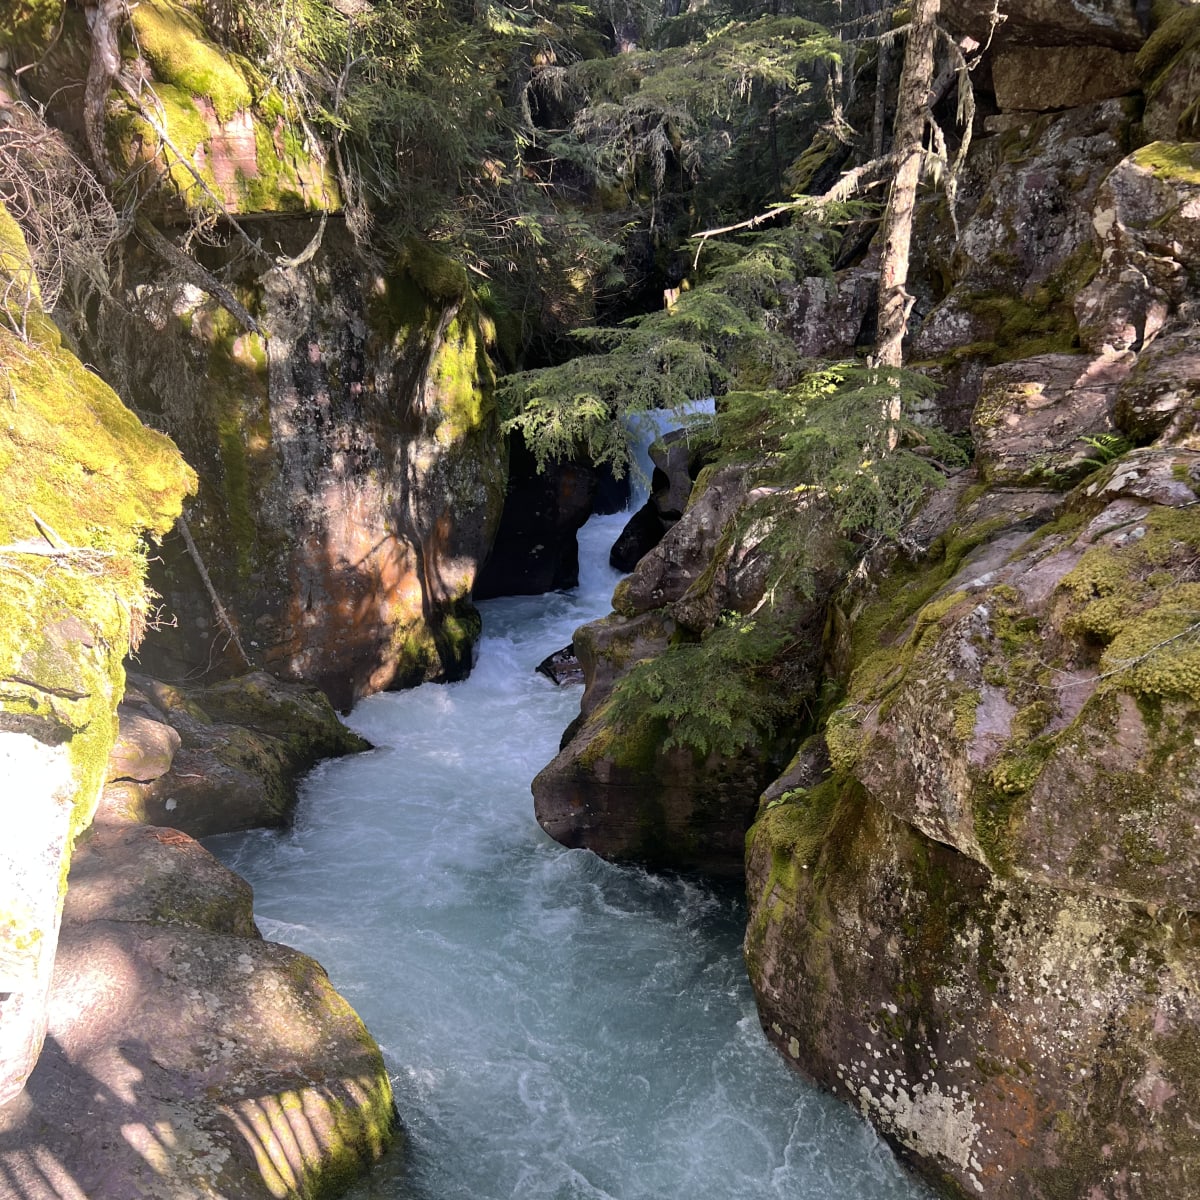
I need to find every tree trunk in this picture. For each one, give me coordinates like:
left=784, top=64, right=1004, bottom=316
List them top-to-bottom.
left=874, top=0, right=939, bottom=375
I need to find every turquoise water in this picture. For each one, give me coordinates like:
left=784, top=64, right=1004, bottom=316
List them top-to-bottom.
left=208, top=512, right=929, bottom=1200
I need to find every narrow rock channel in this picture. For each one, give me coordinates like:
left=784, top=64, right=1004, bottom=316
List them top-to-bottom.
left=208, top=514, right=931, bottom=1200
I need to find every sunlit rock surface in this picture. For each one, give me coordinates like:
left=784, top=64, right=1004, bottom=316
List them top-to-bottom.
left=0, top=207, right=193, bottom=1106
left=0, top=824, right=395, bottom=1199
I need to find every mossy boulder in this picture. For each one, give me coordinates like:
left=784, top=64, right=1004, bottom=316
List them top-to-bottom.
left=0, top=211, right=193, bottom=1104
left=830, top=446, right=1200, bottom=909
left=535, top=464, right=849, bottom=876
left=97, top=671, right=371, bottom=838
left=745, top=782, right=1200, bottom=1200
left=0, top=821, right=395, bottom=1199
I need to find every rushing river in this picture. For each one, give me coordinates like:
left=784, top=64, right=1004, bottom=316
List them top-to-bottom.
left=208, top=501, right=930, bottom=1200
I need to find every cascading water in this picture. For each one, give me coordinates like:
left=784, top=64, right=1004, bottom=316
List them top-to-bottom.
left=208, top=450, right=931, bottom=1200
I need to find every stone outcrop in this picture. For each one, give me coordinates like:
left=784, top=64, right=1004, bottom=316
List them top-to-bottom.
left=942, top=0, right=1146, bottom=50
left=17, top=12, right=508, bottom=712
left=0, top=210, right=194, bottom=1106
left=124, top=226, right=506, bottom=711
left=971, top=350, right=1132, bottom=485
left=609, top=427, right=712, bottom=572
left=747, top=444, right=1200, bottom=1197
left=534, top=466, right=849, bottom=876
left=99, top=671, right=370, bottom=837
left=0, top=823, right=395, bottom=1198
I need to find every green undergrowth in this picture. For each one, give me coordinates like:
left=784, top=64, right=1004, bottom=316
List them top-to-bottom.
left=606, top=610, right=802, bottom=761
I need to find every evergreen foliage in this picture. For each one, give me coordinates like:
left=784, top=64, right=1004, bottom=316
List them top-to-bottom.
left=497, top=215, right=856, bottom=473
left=600, top=363, right=966, bottom=762
left=607, top=610, right=801, bottom=759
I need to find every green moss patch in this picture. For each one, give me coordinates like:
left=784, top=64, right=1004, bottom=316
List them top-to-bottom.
left=0, top=0, right=65, bottom=59
left=131, top=0, right=253, bottom=122
left=1137, top=7, right=1200, bottom=87
left=1130, top=141, right=1200, bottom=186
left=1058, top=506, right=1200, bottom=701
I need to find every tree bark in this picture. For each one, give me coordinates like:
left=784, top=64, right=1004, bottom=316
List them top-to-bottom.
left=874, top=0, right=939, bottom=374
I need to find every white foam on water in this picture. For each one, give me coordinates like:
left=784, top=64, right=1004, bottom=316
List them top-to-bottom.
left=207, top=441, right=931, bottom=1200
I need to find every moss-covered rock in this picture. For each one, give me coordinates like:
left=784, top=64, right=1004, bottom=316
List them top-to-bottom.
left=110, top=0, right=338, bottom=215
left=0, top=209, right=193, bottom=1105
left=121, top=223, right=505, bottom=710
left=832, top=446, right=1200, bottom=908
left=534, top=462, right=850, bottom=876
left=97, top=671, right=371, bottom=837
left=745, top=783, right=1200, bottom=1200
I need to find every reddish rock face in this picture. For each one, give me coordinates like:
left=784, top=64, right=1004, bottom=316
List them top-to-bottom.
left=131, top=221, right=505, bottom=710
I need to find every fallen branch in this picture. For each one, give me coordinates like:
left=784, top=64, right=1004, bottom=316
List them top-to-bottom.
left=176, top=512, right=252, bottom=668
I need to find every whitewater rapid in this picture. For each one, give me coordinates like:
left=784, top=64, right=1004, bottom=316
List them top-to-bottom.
left=208, top=508, right=929, bottom=1200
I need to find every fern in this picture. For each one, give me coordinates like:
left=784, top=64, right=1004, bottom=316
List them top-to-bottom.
left=608, top=611, right=800, bottom=760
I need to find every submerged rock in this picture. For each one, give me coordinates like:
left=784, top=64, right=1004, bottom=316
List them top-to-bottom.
left=535, top=643, right=584, bottom=687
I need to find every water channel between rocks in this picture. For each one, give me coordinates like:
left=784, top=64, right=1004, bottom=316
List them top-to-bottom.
left=208, top=503, right=932, bottom=1200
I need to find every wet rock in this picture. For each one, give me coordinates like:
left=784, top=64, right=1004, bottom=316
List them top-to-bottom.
left=971, top=350, right=1133, bottom=486
left=609, top=428, right=713, bottom=572
left=474, top=434, right=600, bottom=599
left=614, top=466, right=748, bottom=617
left=610, top=502, right=665, bottom=572
left=573, top=610, right=676, bottom=720
left=535, top=644, right=584, bottom=687
left=96, top=673, right=370, bottom=838
left=532, top=716, right=766, bottom=878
